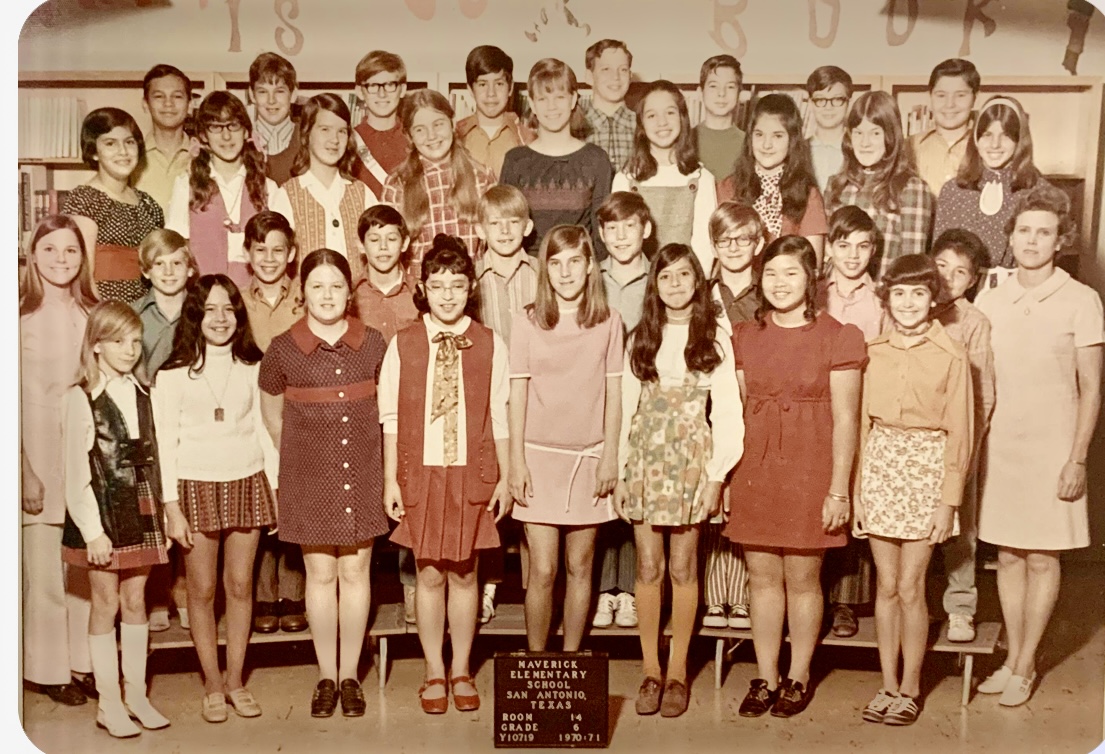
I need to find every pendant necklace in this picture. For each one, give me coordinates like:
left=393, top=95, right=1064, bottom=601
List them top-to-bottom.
left=200, top=361, right=234, bottom=422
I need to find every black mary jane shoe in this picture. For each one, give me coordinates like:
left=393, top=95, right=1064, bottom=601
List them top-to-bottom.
left=69, top=674, right=99, bottom=700
left=770, top=678, right=813, bottom=718
left=311, top=679, right=338, bottom=718
left=340, top=679, right=366, bottom=717
left=738, top=679, right=778, bottom=718
left=35, top=682, right=87, bottom=706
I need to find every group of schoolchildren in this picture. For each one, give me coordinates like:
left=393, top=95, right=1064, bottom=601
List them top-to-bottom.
left=19, top=36, right=1103, bottom=739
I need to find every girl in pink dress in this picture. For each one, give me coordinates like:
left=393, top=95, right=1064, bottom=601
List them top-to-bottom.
left=21, top=215, right=100, bottom=706
left=509, top=224, right=623, bottom=653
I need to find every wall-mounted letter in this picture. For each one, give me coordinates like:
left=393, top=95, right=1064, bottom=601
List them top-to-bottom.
left=275, top=0, right=303, bottom=56
left=709, top=0, right=749, bottom=58
left=808, top=0, right=840, bottom=49
left=885, top=0, right=918, bottom=47
left=960, top=0, right=997, bottom=56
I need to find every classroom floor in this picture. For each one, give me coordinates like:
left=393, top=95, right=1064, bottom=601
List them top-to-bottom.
left=20, top=563, right=1105, bottom=754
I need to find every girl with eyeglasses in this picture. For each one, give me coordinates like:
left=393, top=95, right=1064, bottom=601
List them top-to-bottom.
left=383, top=89, right=495, bottom=278
left=166, top=92, right=277, bottom=290
left=271, top=93, right=378, bottom=286
left=719, top=94, right=828, bottom=267
left=63, top=108, right=166, bottom=303
left=378, top=234, right=512, bottom=714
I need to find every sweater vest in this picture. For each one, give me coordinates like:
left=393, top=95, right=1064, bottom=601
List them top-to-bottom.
left=283, top=177, right=367, bottom=283
left=189, top=184, right=261, bottom=290
left=395, top=319, right=497, bottom=505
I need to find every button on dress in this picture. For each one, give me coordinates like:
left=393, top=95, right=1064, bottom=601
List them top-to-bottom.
left=259, top=317, right=389, bottom=546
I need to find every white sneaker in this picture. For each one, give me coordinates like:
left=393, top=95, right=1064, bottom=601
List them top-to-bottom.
left=480, top=584, right=496, bottom=624
left=614, top=592, right=638, bottom=628
left=592, top=593, right=616, bottom=628
left=702, top=605, right=727, bottom=628
left=728, top=605, right=751, bottom=630
left=148, top=608, right=171, bottom=633
left=176, top=608, right=189, bottom=630
left=947, top=614, right=976, bottom=642
left=978, top=665, right=1013, bottom=694
left=998, top=672, right=1037, bottom=707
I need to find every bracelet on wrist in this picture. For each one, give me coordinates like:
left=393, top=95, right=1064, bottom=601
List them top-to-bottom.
left=1071, top=459, right=1087, bottom=466
left=828, top=492, right=850, bottom=503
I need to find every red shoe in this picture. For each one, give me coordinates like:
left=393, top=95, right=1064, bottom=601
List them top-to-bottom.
left=450, top=675, right=480, bottom=712
left=418, top=678, right=448, bottom=714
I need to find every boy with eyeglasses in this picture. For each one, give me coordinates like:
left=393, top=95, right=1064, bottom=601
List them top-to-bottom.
left=455, top=46, right=534, bottom=180
left=352, top=50, right=410, bottom=197
left=249, top=52, right=301, bottom=187
left=695, top=55, right=745, bottom=184
left=805, top=65, right=853, bottom=195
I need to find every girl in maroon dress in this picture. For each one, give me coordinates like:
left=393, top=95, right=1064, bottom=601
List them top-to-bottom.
left=379, top=235, right=511, bottom=714
left=724, top=235, right=866, bottom=718
left=259, top=249, right=389, bottom=718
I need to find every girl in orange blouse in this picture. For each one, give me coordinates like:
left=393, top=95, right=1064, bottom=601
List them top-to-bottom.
left=855, top=254, right=973, bottom=726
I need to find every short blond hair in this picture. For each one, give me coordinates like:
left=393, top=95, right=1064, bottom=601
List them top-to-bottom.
left=138, top=228, right=198, bottom=276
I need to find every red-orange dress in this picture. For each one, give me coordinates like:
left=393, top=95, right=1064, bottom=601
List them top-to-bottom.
left=724, top=313, right=867, bottom=550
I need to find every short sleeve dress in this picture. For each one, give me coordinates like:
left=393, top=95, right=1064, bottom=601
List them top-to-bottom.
left=61, top=184, right=165, bottom=303
left=976, top=269, right=1105, bottom=551
left=509, top=308, right=624, bottom=527
left=724, top=313, right=868, bottom=550
left=258, top=317, right=389, bottom=547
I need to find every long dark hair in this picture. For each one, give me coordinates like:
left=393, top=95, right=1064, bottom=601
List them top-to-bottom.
left=623, top=80, right=699, bottom=181
left=827, top=91, right=916, bottom=213
left=189, top=92, right=269, bottom=214
left=290, top=93, right=359, bottom=179
left=730, top=93, right=816, bottom=224
left=956, top=96, right=1041, bottom=193
left=412, top=234, right=480, bottom=319
left=754, top=235, right=819, bottom=327
left=631, top=244, right=722, bottom=382
left=161, top=274, right=263, bottom=375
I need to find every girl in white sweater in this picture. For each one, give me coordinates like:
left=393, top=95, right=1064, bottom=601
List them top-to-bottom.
left=154, top=274, right=278, bottom=723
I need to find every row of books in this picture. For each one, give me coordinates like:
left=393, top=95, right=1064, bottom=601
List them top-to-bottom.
left=19, top=93, right=85, bottom=160
left=18, top=164, right=70, bottom=253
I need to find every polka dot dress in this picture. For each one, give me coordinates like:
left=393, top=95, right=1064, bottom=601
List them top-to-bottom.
left=61, top=184, right=163, bottom=303
left=259, top=317, right=389, bottom=547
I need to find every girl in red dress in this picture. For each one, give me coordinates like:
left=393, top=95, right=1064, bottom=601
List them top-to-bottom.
left=724, top=236, right=866, bottom=719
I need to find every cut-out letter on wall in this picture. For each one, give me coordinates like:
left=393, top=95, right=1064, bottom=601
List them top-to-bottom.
left=226, top=0, right=241, bottom=52
left=275, top=0, right=303, bottom=56
left=405, top=0, right=434, bottom=20
left=459, top=0, right=487, bottom=19
left=710, top=0, right=749, bottom=58
left=808, top=0, right=840, bottom=49
left=885, top=0, right=918, bottom=47
left=960, top=0, right=997, bottom=56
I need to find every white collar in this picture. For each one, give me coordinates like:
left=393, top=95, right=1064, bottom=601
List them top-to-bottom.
left=424, top=314, right=471, bottom=337
left=90, top=371, right=143, bottom=400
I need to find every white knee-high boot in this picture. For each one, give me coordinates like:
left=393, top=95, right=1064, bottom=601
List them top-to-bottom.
left=120, top=623, right=170, bottom=729
left=88, top=631, right=140, bottom=738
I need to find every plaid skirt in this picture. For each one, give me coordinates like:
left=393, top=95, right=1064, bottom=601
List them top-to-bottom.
left=179, top=471, right=277, bottom=533
left=62, top=479, right=169, bottom=571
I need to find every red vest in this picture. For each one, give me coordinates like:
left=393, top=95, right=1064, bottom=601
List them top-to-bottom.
left=395, top=319, right=498, bottom=504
